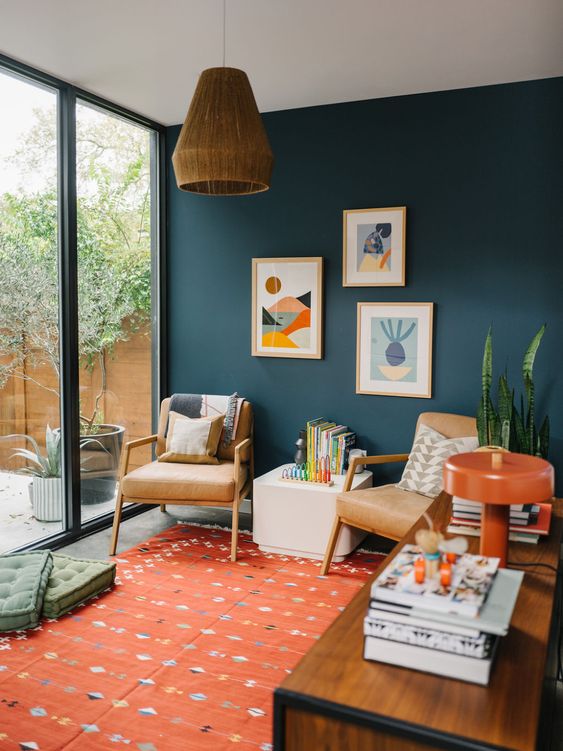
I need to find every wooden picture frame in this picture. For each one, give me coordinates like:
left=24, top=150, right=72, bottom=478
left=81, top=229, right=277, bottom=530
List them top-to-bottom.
left=343, top=206, right=406, bottom=287
left=251, top=257, right=323, bottom=359
left=356, top=302, right=433, bottom=397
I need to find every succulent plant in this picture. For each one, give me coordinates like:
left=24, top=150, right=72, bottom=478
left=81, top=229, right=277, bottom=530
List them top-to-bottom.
left=9, top=426, right=108, bottom=478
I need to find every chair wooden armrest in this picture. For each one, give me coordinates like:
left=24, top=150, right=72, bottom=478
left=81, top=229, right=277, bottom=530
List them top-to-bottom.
left=119, top=434, right=158, bottom=480
left=233, top=437, right=253, bottom=494
left=343, top=453, right=409, bottom=492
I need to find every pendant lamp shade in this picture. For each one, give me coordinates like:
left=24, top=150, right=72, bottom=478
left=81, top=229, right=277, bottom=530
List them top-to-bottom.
left=172, top=67, right=273, bottom=195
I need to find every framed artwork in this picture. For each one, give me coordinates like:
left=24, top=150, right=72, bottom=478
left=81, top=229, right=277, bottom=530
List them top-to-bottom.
left=343, top=206, right=406, bottom=286
left=251, top=257, right=323, bottom=359
left=356, top=302, right=434, bottom=398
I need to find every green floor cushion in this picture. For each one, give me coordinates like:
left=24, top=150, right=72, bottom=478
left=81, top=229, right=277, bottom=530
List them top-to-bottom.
left=0, top=551, right=53, bottom=631
left=43, top=553, right=116, bottom=618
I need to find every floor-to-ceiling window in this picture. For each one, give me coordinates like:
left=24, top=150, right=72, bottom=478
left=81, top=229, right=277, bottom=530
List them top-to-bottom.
left=0, top=57, right=164, bottom=553
left=76, top=102, right=155, bottom=522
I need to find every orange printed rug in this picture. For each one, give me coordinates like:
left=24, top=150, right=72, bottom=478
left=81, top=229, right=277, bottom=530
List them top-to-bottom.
left=0, top=525, right=383, bottom=751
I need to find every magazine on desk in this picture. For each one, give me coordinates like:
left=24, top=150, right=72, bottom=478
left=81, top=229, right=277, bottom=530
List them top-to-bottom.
left=370, top=544, right=500, bottom=618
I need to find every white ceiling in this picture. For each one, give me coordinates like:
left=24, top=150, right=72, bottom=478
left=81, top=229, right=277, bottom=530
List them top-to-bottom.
left=0, top=0, right=562, bottom=126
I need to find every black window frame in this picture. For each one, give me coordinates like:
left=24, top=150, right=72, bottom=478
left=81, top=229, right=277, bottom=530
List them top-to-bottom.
left=0, top=52, right=167, bottom=550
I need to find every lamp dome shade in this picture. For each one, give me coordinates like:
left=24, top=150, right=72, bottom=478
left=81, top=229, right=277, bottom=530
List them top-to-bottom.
left=172, top=67, right=274, bottom=196
left=443, top=451, right=554, bottom=505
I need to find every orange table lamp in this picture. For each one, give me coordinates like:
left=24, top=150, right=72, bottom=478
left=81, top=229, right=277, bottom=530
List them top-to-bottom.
left=443, top=451, right=554, bottom=567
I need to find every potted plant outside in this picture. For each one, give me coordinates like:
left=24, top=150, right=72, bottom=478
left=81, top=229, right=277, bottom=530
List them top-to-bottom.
left=10, top=427, right=109, bottom=521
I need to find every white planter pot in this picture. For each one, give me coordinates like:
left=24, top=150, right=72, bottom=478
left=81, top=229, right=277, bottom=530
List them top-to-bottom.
left=29, top=477, right=63, bottom=522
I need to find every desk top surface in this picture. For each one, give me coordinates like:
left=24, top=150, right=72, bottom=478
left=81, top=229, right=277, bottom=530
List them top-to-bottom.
left=278, top=493, right=562, bottom=751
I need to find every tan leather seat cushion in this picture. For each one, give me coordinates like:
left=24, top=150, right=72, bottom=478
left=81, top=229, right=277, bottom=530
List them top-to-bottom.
left=121, top=461, right=247, bottom=503
left=337, top=484, right=433, bottom=540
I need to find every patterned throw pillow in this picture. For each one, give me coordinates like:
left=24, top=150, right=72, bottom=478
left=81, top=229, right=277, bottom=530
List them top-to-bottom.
left=158, top=411, right=225, bottom=464
left=398, top=424, right=478, bottom=498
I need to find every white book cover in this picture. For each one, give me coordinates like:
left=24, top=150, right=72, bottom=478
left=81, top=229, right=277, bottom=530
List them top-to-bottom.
left=408, top=568, right=524, bottom=636
left=366, top=606, right=481, bottom=638
left=363, top=634, right=498, bottom=685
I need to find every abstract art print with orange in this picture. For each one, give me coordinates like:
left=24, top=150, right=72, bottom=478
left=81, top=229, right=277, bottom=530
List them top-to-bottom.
left=343, top=207, right=406, bottom=286
left=252, top=257, right=323, bottom=358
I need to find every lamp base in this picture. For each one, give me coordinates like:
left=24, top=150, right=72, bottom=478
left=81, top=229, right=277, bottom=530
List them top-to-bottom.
left=480, top=503, right=510, bottom=567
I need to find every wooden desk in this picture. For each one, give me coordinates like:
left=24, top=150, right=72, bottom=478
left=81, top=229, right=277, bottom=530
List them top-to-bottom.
left=274, top=493, right=562, bottom=751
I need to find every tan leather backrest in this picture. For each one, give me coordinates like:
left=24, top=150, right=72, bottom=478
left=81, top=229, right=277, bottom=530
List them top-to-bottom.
left=156, top=398, right=253, bottom=462
left=415, top=412, right=477, bottom=441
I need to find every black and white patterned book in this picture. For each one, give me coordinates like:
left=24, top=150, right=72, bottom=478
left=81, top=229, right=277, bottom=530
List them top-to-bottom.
left=363, top=616, right=492, bottom=659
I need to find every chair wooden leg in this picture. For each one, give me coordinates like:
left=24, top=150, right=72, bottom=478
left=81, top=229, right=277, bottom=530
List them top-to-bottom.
left=109, top=493, right=125, bottom=556
left=231, top=499, right=240, bottom=562
left=160, top=504, right=166, bottom=513
left=320, top=516, right=344, bottom=576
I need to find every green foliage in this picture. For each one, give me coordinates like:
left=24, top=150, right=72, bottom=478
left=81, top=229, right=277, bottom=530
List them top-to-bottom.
left=0, top=104, right=152, bottom=427
left=477, top=325, right=549, bottom=458
left=9, top=427, right=109, bottom=477
left=10, top=427, right=61, bottom=478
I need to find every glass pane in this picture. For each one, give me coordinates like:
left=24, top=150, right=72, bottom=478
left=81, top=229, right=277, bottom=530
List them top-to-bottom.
left=0, top=70, right=62, bottom=551
left=76, top=102, right=153, bottom=520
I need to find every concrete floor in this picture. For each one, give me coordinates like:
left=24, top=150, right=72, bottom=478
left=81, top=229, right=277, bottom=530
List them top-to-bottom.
left=59, top=502, right=253, bottom=559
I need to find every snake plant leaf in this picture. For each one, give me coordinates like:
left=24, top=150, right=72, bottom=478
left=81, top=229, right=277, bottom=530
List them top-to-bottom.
left=522, top=324, right=546, bottom=383
left=481, top=327, right=493, bottom=443
left=497, top=374, right=514, bottom=450
left=524, top=374, right=535, bottom=454
left=476, top=397, right=487, bottom=446
left=513, top=405, right=526, bottom=453
left=538, top=415, right=550, bottom=459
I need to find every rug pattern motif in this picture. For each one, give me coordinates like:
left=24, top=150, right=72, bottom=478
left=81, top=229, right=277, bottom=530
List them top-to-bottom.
left=0, top=525, right=381, bottom=750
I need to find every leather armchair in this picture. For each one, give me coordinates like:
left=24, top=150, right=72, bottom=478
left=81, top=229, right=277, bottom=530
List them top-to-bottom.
left=109, top=398, right=254, bottom=561
left=320, top=412, right=477, bottom=574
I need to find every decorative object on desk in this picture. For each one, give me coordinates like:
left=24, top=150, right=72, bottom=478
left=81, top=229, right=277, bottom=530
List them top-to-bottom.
left=343, top=207, right=406, bottom=287
left=251, top=257, right=323, bottom=359
left=356, top=302, right=434, bottom=398
left=477, top=324, right=549, bottom=457
left=294, top=429, right=307, bottom=465
left=348, top=448, right=367, bottom=473
left=443, top=450, right=554, bottom=567
left=415, top=512, right=468, bottom=579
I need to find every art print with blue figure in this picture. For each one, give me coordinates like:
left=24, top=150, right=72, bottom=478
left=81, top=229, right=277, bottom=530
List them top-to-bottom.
left=356, top=222, right=392, bottom=274
left=370, top=317, right=418, bottom=382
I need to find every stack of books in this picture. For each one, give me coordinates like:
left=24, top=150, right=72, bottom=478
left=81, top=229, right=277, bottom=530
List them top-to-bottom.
left=306, top=417, right=356, bottom=475
left=448, top=497, right=552, bottom=544
left=363, top=544, right=524, bottom=685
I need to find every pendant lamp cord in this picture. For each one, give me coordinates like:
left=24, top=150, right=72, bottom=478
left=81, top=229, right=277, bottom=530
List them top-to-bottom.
left=222, top=0, right=227, bottom=67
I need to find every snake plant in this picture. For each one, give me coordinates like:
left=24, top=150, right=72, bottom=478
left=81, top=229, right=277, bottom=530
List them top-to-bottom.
left=477, top=325, right=549, bottom=458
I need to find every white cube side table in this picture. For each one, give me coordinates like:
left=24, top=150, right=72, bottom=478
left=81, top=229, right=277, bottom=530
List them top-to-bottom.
left=252, top=464, right=373, bottom=561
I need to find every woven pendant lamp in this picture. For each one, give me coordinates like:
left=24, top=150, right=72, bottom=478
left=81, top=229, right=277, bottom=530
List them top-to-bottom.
left=172, top=66, right=273, bottom=195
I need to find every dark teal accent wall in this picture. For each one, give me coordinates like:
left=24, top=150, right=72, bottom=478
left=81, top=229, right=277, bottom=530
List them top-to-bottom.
left=166, top=78, right=563, bottom=492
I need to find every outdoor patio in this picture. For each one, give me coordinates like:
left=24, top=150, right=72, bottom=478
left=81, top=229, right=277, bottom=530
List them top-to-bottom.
left=0, top=470, right=117, bottom=552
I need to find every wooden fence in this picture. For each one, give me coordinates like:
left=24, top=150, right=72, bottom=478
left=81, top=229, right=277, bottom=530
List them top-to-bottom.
left=0, top=324, right=152, bottom=472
